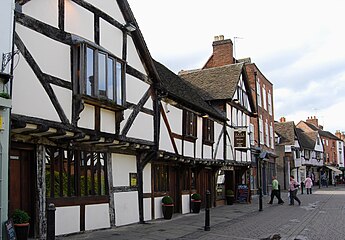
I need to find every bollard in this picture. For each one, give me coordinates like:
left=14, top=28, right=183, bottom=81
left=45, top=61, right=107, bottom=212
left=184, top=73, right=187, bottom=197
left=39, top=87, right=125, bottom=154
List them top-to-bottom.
left=300, top=182, right=304, bottom=194
left=258, top=187, right=263, bottom=211
left=204, top=190, right=211, bottom=231
left=47, top=203, right=56, bottom=240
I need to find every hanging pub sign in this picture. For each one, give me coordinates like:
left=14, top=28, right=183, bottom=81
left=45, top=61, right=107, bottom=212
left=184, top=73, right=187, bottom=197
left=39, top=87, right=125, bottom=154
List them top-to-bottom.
left=234, top=129, right=247, bottom=149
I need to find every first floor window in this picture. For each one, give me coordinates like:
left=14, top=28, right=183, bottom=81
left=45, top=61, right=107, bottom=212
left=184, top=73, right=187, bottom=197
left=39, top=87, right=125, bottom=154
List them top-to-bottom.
left=183, top=110, right=197, bottom=139
left=203, top=118, right=214, bottom=144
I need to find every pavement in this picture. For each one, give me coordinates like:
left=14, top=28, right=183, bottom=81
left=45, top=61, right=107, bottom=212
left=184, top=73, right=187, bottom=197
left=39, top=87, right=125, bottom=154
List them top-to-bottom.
left=57, top=185, right=345, bottom=240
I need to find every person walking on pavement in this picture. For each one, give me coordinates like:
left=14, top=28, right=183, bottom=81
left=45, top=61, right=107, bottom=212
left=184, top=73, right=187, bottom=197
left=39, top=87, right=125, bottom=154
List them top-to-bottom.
left=288, top=175, right=301, bottom=206
left=268, top=176, right=284, bottom=204
left=304, top=176, right=313, bottom=194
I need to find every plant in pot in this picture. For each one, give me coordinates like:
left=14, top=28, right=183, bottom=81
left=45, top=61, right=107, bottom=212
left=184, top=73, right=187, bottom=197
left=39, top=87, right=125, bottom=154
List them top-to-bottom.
left=226, top=189, right=235, bottom=205
left=191, top=193, right=202, bottom=213
left=162, top=195, right=174, bottom=219
left=12, top=209, right=30, bottom=240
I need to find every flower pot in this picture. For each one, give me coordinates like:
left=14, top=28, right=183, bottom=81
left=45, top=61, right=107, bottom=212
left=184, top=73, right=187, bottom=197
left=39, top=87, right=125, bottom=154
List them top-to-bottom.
left=226, top=196, right=234, bottom=205
left=191, top=200, right=201, bottom=213
left=162, top=204, right=174, bottom=219
left=14, top=223, right=30, bottom=240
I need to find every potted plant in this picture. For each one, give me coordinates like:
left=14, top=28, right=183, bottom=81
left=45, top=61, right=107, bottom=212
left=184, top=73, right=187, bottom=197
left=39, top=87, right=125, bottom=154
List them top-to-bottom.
left=226, top=189, right=235, bottom=205
left=191, top=193, right=202, bottom=213
left=162, top=196, right=174, bottom=219
left=12, top=209, right=30, bottom=240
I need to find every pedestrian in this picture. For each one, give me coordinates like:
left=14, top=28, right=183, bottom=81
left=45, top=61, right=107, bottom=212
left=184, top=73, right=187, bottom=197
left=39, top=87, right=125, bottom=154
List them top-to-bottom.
left=288, top=175, right=301, bottom=206
left=268, top=176, right=284, bottom=204
left=304, top=176, right=313, bottom=194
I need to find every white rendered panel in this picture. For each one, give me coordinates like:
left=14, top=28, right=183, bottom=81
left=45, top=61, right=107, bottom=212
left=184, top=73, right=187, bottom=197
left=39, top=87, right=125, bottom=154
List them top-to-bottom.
left=0, top=0, right=14, bottom=73
left=23, top=0, right=58, bottom=28
left=85, top=0, right=125, bottom=24
left=65, top=1, right=94, bottom=42
left=100, top=19, right=123, bottom=58
left=16, top=24, right=71, bottom=81
left=127, top=36, right=146, bottom=74
left=12, top=53, right=60, bottom=122
left=126, top=74, right=150, bottom=105
left=52, top=85, right=72, bottom=122
left=144, top=98, right=153, bottom=110
left=78, top=104, right=95, bottom=129
left=226, top=104, right=232, bottom=121
left=166, top=105, right=182, bottom=135
left=100, top=108, right=115, bottom=134
left=126, top=112, right=153, bottom=141
left=159, top=117, right=176, bottom=153
left=196, top=117, right=202, bottom=159
left=215, top=122, right=224, bottom=160
left=226, top=127, right=235, bottom=160
left=175, top=139, right=182, bottom=154
left=184, top=141, right=194, bottom=158
left=203, top=145, right=212, bottom=159
left=112, top=153, right=136, bottom=187
left=143, top=163, right=151, bottom=193
left=114, top=192, right=139, bottom=226
left=182, top=194, right=190, bottom=214
left=154, top=197, right=163, bottom=219
left=143, top=198, right=152, bottom=221
left=85, top=203, right=110, bottom=230
left=55, top=206, right=80, bottom=235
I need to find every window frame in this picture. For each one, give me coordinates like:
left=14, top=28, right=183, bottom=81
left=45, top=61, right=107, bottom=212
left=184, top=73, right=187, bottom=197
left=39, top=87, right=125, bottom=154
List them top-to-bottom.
left=183, top=110, right=197, bottom=141
left=202, top=118, right=214, bottom=145
left=153, top=164, right=169, bottom=193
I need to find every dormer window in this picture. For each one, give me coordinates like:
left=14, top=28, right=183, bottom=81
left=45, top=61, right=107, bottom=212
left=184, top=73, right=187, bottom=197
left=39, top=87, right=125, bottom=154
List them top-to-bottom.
left=74, top=44, right=125, bottom=107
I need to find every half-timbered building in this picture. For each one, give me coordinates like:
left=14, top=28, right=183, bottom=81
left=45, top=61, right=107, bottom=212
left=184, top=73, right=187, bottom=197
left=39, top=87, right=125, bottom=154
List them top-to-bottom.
left=11, top=0, right=161, bottom=238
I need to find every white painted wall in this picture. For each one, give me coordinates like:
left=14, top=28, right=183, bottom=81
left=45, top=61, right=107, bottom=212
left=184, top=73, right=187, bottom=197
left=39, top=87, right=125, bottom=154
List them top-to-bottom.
left=0, top=0, right=14, bottom=73
left=23, top=0, right=58, bottom=28
left=65, top=0, right=94, bottom=42
left=85, top=0, right=125, bottom=24
left=100, top=18, right=123, bottom=58
left=127, top=36, right=146, bottom=74
left=126, top=74, right=150, bottom=105
left=52, top=85, right=72, bottom=122
left=78, top=104, right=95, bottom=129
left=166, top=104, right=182, bottom=135
left=100, top=108, right=115, bottom=134
left=126, top=111, right=153, bottom=141
left=159, top=116, right=176, bottom=153
left=196, top=117, right=202, bottom=158
left=214, top=122, right=224, bottom=160
left=227, top=127, right=235, bottom=160
left=184, top=141, right=194, bottom=158
left=203, top=145, right=212, bottom=159
left=112, top=153, right=136, bottom=186
left=143, top=163, right=151, bottom=193
left=114, top=192, right=139, bottom=226
left=181, top=194, right=190, bottom=214
left=154, top=197, right=163, bottom=219
left=143, top=198, right=152, bottom=221
left=85, top=203, right=110, bottom=231
left=55, top=206, right=80, bottom=236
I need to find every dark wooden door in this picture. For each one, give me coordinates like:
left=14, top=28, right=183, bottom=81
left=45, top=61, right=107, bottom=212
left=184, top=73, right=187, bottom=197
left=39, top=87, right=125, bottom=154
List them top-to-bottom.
left=9, top=147, right=36, bottom=237
left=169, top=166, right=180, bottom=213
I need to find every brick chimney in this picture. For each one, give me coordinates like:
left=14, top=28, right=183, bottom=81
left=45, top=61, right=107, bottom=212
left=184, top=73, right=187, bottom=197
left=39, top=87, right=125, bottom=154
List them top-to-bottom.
left=203, top=35, right=234, bottom=69
left=306, top=116, right=318, bottom=128
left=280, top=117, right=286, bottom=123
left=335, top=130, right=342, bottom=139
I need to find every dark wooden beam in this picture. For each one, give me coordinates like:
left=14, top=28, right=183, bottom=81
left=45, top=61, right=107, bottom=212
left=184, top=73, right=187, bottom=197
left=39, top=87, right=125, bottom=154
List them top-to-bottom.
left=58, top=0, right=64, bottom=31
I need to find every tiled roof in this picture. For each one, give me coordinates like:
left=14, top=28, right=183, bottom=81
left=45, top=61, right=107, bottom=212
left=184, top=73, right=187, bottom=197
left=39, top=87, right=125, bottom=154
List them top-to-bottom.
left=153, top=60, right=226, bottom=120
left=178, top=63, right=244, bottom=101
left=274, top=121, right=296, bottom=145
left=296, top=128, right=317, bottom=150
left=319, top=130, right=341, bottom=140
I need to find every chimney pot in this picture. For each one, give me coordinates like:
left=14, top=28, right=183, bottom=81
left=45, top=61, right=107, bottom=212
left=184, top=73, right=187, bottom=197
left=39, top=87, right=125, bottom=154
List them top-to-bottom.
left=219, top=35, right=224, bottom=40
left=214, top=36, right=219, bottom=41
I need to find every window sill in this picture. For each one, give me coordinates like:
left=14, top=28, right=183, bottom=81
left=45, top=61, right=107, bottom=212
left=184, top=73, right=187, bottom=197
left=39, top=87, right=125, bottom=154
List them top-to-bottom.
left=78, top=94, right=126, bottom=111
left=184, top=135, right=197, bottom=142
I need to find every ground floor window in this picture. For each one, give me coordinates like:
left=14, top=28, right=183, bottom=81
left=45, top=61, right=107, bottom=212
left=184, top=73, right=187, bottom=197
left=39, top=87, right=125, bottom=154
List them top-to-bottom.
left=45, top=147, right=108, bottom=198
left=153, top=164, right=169, bottom=192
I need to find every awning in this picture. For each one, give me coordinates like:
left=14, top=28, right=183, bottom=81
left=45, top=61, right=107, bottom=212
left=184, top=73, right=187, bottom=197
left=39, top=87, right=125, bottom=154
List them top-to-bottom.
left=326, top=165, right=342, bottom=174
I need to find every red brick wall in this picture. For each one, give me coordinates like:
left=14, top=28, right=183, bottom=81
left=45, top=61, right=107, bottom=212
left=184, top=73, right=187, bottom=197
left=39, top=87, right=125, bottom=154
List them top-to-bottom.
left=203, top=39, right=234, bottom=69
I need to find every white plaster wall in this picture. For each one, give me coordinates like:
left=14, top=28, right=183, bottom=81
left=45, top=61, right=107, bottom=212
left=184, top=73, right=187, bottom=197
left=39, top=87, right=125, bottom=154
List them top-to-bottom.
left=0, top=0, right=14, bottom=73
left=23, top=0, right=58, bottom=28
left=65, top=0, right=94, bottom=42
left=85, top=0, right=125, bottom=24
left=100, top=18, right=123, bottom=58
left=16, top=24, right=71, bottom=81
left=127, top=36, right=146, bottom=74
left=12, top=53, right=60, bottom=121
left=126, top=74, right=150, bottom=105
left=52, top=85, right=72, bottom=122
left=144, top=98, right=153, bottom=110
left=226, top=103, right=232, bottom=122
left=78, top=104, right=95, bottom=129
left=166, top=104, right=182, bottom=135
left=100, top=108, right=115, bottom=134
left=126, top=112, right=153, bottom=141
left=159, top=116, right=176, bottom=153
left=196, top=117, right=202, bottom=158
left=215, top=123, right=224, bottom=160
left=226, top=127, right=235, bottom=160
left=315, top=135, right=323, bottom=152
left=175, top=139, right=182, bottom=154
left=184, top=141, right=194, bottom=158
left=203, top=145, right=212, bottom=159
left=112, top=153, right=136, bottom=187
left=143, top=163, right=151, bottom=193
left=114, top=192, right=139, bottom=226
left=181, top=194, right=190, bottom=214
left=154, top=197, right=163, bottom=219
left=143, top=198, right=152, bottom=221
left=85, top=203, right=110, bottom=231
left=55, top=206, right=80, bottom=236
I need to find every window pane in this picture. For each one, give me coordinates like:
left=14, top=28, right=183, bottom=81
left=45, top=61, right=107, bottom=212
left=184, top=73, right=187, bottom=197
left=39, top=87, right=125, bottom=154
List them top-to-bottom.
left=86, top=47, right=94, bottom=96
left=98, top=53, right=106, bottom=97
left=107, top=58, right=114, bottom=100
left=116, top=61, right=122, bottom=105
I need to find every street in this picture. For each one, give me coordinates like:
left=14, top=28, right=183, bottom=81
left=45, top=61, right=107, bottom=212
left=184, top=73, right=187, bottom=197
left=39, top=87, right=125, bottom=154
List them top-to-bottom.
left=58, top=186, right=345, bottom=240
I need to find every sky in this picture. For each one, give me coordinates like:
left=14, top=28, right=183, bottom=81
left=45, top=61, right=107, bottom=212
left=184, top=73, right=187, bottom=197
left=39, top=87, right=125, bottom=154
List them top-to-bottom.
left=128, top=0, right=345, bottom=134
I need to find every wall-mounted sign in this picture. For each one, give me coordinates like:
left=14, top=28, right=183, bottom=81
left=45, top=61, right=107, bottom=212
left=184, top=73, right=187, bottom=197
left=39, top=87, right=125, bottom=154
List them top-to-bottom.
left=234, top=129, right=247, bottom=148
left=129, top=173, right=138, bottom=187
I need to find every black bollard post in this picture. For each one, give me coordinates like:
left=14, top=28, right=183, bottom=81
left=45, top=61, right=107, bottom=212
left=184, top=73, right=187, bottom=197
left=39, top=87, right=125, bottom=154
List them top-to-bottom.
left=300, top=182, right=304, bottom=194
left=258, top=187, right=263, bottom=211
left=204, top=190, right=210, bottom=231
left=47, top=203, right=56, bottom=240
